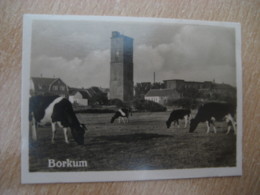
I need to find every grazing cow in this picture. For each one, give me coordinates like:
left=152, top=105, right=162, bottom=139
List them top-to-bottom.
left=29, top=95, right=86, bottom=145
left=189, top=102, right=236, bottom=134
left=111, top=108, right=131, bottom=124
left=166, top=109, right=191, bottom=128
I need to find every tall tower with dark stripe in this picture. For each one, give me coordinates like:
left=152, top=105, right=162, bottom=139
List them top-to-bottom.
left=110, top=31, right=133, bottom=101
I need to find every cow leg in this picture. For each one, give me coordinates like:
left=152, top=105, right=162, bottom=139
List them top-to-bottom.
left=225, top=114, right=236, bottom=135
left=31, top=115, right=37, bottom=141
left=184, top=115, right=188, bottom=128
left=188, top=115, right=191, bottom=124
left=209, top=117, right=216, bottom=134
left=177, top=120, right=180, bottom=128
left=231, top=120, right=237, bottom=135
left=206, top=121, right=210, bottom=133
left=211, top=121, right=217, bottom=134
left=51, top=123, right=56, bottom=144
left=32, top=124, right=37, bottom=141
left=213, top=124, right=217, bottom=134
left=226, top=125, right=232, bottom=134
left=63, top=128, right=69, bottom=144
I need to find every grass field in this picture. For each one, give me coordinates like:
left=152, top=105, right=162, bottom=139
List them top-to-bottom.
left=29, top=111, right=236, bottom=172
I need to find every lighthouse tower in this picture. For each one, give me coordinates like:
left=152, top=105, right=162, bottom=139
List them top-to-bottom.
left=110, top=31, right=134, bottom=101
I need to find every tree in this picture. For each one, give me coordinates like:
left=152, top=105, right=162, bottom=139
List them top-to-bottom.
left=134, top=82, right=152, bottom=99
left=151, top=82, right=165, bottom=89
left=182, top=88, right=201, bottom=99
left=90, top=92, right=108, bottom=105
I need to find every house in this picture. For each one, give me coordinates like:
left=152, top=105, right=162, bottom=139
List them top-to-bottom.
left=30, top=77, right=69, bottom=97
left=163, top=79, right=236, bottom=100
left=163, top=79, right=214, bottom=90
left=134, top=82, right=152, bottom=99
left=69, top=87, right=108, bottom=106
left=87, top=87, right=108, bottom=105
left=145, top=89, right=180, bottom=105
left=69, top=90, right=88, bottom=106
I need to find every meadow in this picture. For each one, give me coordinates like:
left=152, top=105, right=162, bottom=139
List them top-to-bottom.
left=29, top=111, right=236, bottom=172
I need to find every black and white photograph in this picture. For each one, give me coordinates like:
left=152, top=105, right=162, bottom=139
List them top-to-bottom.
left=21, top=15, right=242, bottom=183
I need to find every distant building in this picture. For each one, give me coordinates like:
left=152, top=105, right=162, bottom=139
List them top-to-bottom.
left=110, top=31, right=134, bottom=101
left=30, top=77, right=69, bottom=97
left=163, top=79, right=236, bottom=99
left=164, top=79, right=214, bottom=90
left=164, top=79, right=184, bottom=90
left=134, top=82, right=152, bottom=99
left=135, top=82, right=166, bottom=99
left=212, top=83, right=236, bottom=98
left=69, top=87, right=108, bottom=106
left=145, top=89, right=180, bottom=105
left=69, top=90, right=88, bottom=106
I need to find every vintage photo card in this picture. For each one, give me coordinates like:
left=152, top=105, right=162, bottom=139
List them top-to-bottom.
left=21, top=15, right=242, bottom=183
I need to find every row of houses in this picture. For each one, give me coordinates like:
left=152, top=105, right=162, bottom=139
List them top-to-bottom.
left=30, top=76, right=236, bottom=106
left=30, top=77, right=107, bottom=106
left=144, top=79, right=236, bottom=105
left=145, top=89, right=180, bottom=105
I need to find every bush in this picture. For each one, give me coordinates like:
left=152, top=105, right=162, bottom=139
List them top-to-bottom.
left=107, top=98, right=132, bottom=108
left=167, top=98, right=201, bottom=109
left=108, top=99, right=126, bottom=107
left=133, top=99, right=166, bottom=112
left=75, top=108, right=116, bottom=114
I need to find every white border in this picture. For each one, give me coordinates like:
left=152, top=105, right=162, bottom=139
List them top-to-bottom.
left=21, top=14, right=242, bottom=184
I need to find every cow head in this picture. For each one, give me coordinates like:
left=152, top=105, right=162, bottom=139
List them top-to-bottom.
left=111, top=112, right=119, bottom=123
left=111, top=116, right=115, bottom=123
left=189, top=118, right=198, bottom=132
left=166, top=120, right=171, bottom=128
left=71, top=125, right=86, bottom=145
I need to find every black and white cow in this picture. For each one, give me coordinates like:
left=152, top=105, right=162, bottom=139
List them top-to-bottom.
left=29, top=95, right=86, bottom=145
left=189, top=102, right=236, bottom=134
left=110, top=108, right=131, bottom=124
left=166, top=109, right=191, bottom=128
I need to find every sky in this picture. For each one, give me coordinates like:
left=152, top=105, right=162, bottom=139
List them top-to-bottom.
left=30, top=18, right=237, bottom=88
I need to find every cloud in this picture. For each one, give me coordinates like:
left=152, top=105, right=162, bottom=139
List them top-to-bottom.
left=31, top=20, right=237, bottom=87
left=31, top=21, right=110, bottom=60
left=133, top=25, right=236, bottom=84
left=162, top=25, right=236, bottom=71
left=31, top=49, right=110, bottom=88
